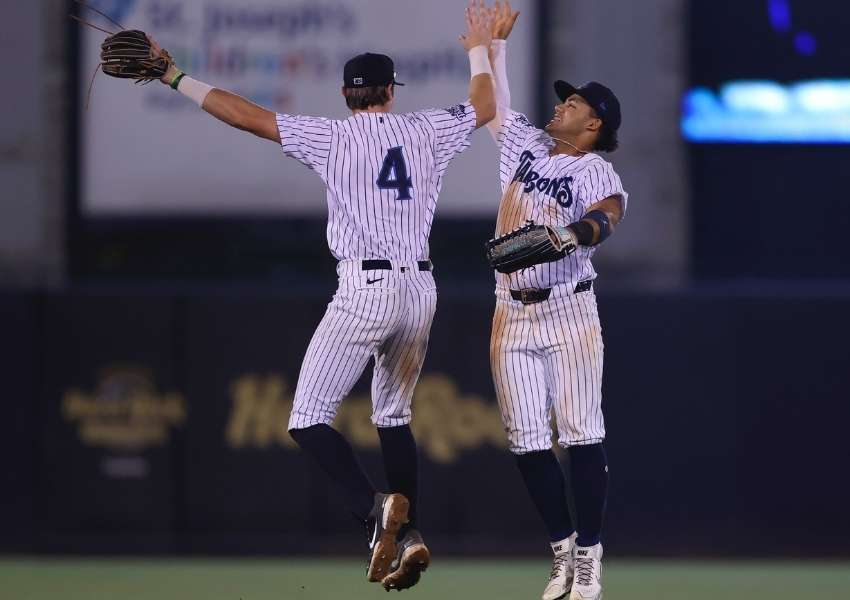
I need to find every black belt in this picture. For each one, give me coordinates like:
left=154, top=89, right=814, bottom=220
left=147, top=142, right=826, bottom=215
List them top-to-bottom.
left=362, top=259, right=432, bottom=272
left=510, top=280, right=593, bottom=305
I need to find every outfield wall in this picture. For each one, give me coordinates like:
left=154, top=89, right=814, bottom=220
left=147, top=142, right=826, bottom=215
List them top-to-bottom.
left=2, top=286, right=849, bottom=557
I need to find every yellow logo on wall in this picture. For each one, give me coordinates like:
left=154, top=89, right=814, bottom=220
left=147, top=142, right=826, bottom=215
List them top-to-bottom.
left=63, top=366, right=186, bottom=451
left=226, top=373, right=508, bottom=463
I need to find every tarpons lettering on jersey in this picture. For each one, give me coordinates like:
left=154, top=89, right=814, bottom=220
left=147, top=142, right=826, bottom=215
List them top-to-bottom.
left=495, top=109, right=628, bottom=290
left=511, top=150, right=574, bottom=208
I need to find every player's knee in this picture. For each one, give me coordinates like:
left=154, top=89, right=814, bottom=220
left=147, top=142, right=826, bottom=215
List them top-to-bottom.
left=288, top=396, right=338, bottom=431
left=370, top=401, right=412, bottom=428
left=371, top=412, right=412, bottom=428
left=556, top=423, right=606, bottom=448
left=287, top=424, right=329, bottom=451
left=287, top=425, right=308, bottom=444
left=506, top=428, right=552, bottom=455
left=509, top=442, right=551, bottom=455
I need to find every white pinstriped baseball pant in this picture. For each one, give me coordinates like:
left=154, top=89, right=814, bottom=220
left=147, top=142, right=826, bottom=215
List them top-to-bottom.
left=288, top=259, right=437, bottom=430
left=490, top=283, right=606, bottom=454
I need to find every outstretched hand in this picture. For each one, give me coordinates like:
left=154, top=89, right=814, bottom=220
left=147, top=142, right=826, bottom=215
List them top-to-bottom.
left=459, top=0, right=493, bottom=51
left=489, top=1, right=520, bottom=40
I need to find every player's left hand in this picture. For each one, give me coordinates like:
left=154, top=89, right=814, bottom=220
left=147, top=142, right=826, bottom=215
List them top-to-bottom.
left=459, top=0, right=494, bottom=51
left=99, top=29, right=174, bottom=84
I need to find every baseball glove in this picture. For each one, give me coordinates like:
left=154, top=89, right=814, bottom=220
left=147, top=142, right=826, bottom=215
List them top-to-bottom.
left=100, top=30, right=172, bottom=84
left=486, top=221, right=577, bottom=274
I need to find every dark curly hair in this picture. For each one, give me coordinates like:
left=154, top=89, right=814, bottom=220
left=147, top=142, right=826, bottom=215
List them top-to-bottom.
left=343, top=85, right=393, bottom=111
left=594, top=123, right=619, bottom=153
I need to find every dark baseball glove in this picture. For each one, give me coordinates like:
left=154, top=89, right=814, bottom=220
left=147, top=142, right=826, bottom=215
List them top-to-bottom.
left=100, top=30, right=172, bottom=84
left=486, top=221, right=578, bottom=274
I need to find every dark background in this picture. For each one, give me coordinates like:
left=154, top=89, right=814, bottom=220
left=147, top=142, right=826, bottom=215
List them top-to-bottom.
left=688, top=0, right=850, bottom=279
left=690, top=1, right=850, bottom=85
left=5, top=287, right=850, bottom=556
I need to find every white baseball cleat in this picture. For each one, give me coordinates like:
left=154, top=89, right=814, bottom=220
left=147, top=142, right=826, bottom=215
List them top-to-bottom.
left=542, top=535, right=576, bottom=600
left=569, top=543, right=603, bottom=600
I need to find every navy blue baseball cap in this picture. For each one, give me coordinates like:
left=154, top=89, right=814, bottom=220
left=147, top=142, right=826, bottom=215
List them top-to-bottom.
left=344, top=53, right=405, bottom=88
left=555, top=80, right=621, bottom=131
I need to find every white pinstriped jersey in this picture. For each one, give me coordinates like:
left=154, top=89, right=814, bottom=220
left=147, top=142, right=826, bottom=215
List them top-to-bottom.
left=276, top=102, right=477, bottom=261
left=495, top=110, right=628, bottom=290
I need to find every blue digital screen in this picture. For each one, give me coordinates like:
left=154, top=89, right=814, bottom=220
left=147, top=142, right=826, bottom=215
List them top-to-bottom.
left=684, top=1, right=850, bottom=144
left=683, top=80, right=850, bottom=143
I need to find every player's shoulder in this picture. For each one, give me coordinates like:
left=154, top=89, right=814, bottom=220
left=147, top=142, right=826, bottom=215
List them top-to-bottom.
left=403, top=102, right=474, bottom=125
left=507, top=109, right=536, bottom=129
left=502, top=110, right=545, bottom=146
left=277, top=112, right=334, bottom=122
left=277, top=113, right=339, bottom=130
left=575, top=153, right=626, bottom=200
left=577, top=153, right=619, bottom=176
left=580, top=153, right=609, bottom=167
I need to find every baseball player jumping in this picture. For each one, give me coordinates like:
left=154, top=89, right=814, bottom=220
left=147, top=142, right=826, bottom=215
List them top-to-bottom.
left=483, top=3, right=628, bottom=599
left=112, top=4, right=496, bottom=591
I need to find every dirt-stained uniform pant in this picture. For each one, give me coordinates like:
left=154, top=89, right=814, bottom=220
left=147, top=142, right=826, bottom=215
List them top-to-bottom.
left=289, top=259, right=437, bottom=430
left=490, top=283, right=605, bottom=454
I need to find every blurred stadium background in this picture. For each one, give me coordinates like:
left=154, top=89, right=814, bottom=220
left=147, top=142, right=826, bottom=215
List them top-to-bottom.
left=2, top=0, right=849, bottom=598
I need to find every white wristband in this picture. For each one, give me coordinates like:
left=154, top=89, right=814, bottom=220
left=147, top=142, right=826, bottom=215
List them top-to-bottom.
left=468, top=45, right=493, bottom=78
left=177, top=76, right=214, bottom=108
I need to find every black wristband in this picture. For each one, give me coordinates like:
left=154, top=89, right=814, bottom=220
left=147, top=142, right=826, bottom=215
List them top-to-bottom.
left=568, top=210, right=612, bottom=246
left=585, top=210, right=612, bottom=243
left=567, top=220, right=595, bottom=246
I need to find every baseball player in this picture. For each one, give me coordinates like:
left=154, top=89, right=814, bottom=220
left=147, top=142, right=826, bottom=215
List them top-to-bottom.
left=483, top=3, right=627, bottom=599
left=137, top=5, right=496, bottom=591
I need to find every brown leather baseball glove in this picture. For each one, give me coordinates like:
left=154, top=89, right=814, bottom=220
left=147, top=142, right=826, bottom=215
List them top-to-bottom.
left=100, top=30, right=172, bottom=84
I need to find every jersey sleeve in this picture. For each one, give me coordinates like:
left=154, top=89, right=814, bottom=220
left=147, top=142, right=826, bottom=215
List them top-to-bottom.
left=486, top=39, right=511, bottom=143
left=418, top=102, right=478, bottom=174
left=498, top=110, right=540, bottom=188
left=275, top=114, right=333, bottom=175
left=578, top=159, right=629, bottom=213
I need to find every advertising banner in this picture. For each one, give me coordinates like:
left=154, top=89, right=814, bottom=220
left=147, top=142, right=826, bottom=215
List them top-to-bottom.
left=80, top=0, right=538, bottom=216
left=30, top=290, right=850, bottom=555
left=180, top=293, right=541, bottom=549
left=41, top=294, right=182, bottom=549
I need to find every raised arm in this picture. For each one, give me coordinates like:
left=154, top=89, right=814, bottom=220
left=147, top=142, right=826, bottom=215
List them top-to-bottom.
left=459, top=1, right=496, bottom=129
left=486, top=1, right=520, bottom=140
left=151, top=38, right=280, bottom=144
left=490, top=40, right=511, bottom=111
left=159, top=65, right=280, bottom=143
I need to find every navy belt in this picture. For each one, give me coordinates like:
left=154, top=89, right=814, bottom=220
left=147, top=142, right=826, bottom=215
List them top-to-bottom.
left=362, top=260, right=432, bottom=272
left=510, top=280, right=593, bottom=305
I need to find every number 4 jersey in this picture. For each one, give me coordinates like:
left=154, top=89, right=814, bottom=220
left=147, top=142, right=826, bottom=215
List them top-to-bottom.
left=276, top=102, right=477, bottom=261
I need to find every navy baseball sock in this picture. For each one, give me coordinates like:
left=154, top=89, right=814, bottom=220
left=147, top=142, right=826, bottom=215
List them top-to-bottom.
left=289, top=424, right=376, bottom=522
left=377, top=425, right=419, bottom=531
left=568, top=443, right=609, bottom=547
left=515, top=450, right=575, bottom=542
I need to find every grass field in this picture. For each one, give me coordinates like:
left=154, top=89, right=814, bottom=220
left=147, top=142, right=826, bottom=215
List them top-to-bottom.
left=2, top=558, right=849, bottom=599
